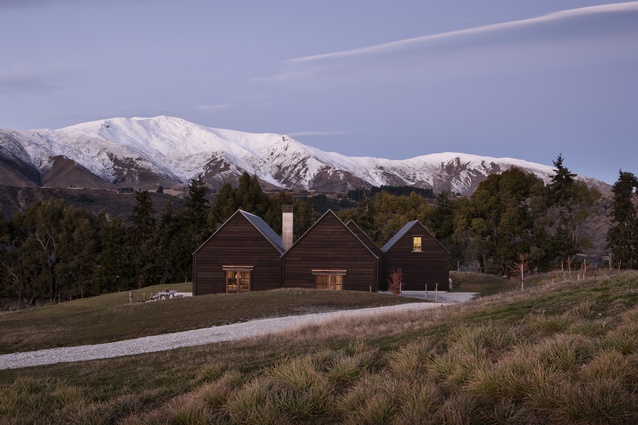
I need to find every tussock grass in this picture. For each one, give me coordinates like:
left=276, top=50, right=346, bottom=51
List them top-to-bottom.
left=2, top=271, right=638, bottom=424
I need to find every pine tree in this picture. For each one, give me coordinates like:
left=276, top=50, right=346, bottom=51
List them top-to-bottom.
left=547, top=153, right=579, bottom=267
left=548, top=153, right=577, bottom=208
left=607, top=170, right=638, bottom=269
left=181, top=174, right=210, bottom=244
left=209, top=183, right=237, bottom=228
left=128, top=190, right=159, bottom=289
left=130, top=190, right=156, bottom=231
left=95, top=215, right=130, bottom=293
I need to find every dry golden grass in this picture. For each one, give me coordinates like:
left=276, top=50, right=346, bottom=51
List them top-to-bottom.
left=1, top=271, right=637, bottom=424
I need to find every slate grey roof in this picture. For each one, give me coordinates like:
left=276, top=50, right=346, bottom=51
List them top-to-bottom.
left=239, top=210, right=285, bottom=254
left=345, top=220, right=383, bottom=256
left=381, top=220, right=419, bottom=253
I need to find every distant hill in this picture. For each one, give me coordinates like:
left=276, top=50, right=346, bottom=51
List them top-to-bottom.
left=0, top=116, right=610, bottom=196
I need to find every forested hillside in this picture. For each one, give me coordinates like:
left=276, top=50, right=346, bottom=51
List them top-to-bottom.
left=1, top=156, right=636, bottom=308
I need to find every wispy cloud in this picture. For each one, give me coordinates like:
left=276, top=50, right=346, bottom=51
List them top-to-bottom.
left=0, top=0, right=170, bottom=10
left=256, top=2, right=638, bottom=87
left=0, top=65, right=74, bottom=94
left=193, top=103, right=232, bottom=114
left=287, top=131, right=349, bottom=138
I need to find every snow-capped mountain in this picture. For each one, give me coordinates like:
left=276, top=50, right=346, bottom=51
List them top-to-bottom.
left=0, top=116, right=607, bottom=196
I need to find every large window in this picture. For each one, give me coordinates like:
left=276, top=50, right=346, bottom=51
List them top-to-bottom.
left=413, top=236, right=423, bottom=252
left=223, top=266, right=253, bottom=293
left=312, top=270, right=346, bottom=290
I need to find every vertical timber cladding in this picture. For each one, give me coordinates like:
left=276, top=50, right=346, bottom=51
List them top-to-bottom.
left=193, top=211, right=283, bottom=295
left=283, top=211, right=379, bottom=291
left=346, top=220, right=384, bottom=291
left=383, top=221, right=450, bottom=291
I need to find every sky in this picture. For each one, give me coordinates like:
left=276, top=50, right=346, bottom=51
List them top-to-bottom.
left=1, top=0, right=636, bottom=185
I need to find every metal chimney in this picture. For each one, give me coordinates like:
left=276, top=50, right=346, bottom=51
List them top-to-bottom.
left=282, top=205, right=293, bottom=251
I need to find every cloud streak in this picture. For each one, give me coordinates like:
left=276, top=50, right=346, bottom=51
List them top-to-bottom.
left=257, top=2, right=638, bottom=87
left=0, top=65, right=74, bottom=95
left=193, top=103, right=232, bottom=115
left=287, top=131, right=349, bottom=138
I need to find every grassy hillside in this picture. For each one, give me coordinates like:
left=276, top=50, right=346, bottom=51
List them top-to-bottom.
left=1, top=272, right=637, bottom=424
left=0, top=284, right=418, bottom=354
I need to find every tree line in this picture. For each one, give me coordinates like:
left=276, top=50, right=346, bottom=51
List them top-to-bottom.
left=340, top=154, right=637, bottom=276
left=1, top=156, right=637, bottom=306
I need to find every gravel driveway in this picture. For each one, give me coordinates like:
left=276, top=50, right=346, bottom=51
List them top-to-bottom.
left=0, top=302, right=449, bottom=371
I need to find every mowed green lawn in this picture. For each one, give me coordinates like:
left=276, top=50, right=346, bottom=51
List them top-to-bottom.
left=0, top=283, right=420, bottom=354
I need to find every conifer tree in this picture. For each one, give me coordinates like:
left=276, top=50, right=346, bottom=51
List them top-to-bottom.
left=547, top=153, right=578, bottom=266
left=549, top=153, right=577, bottom=208
left=607, top=170, right=638, bottom=269
left=181, top=174, right=210, bottom=243
left=209, top=183, right=237, bottom=228
left=128, top=190, right=159, bottom=288
left=95, top=215, right=130, bottom=293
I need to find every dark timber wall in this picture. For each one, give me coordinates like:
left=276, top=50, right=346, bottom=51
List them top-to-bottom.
left=283, top=212, right=379, bottom=291
left=193, top=213, right=282, bottom=295
left=346, top=220, right=384, bottom=290
left=384, top=222, right=449, bottom=291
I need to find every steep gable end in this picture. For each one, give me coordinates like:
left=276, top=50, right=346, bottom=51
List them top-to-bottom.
left=194, top=209, right=283, bottom=255
left=240, top=210, right=284, bottom=254
left=282, top=210, right=380, bottom=291
left=285, top=210, right=378, bottom=260
left=346, top=220, right=382, bottom=257
left=382, top=220, right=419, bottom=253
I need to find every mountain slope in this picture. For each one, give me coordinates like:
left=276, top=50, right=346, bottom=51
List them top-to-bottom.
left=0, top=116, right=609, bottom=195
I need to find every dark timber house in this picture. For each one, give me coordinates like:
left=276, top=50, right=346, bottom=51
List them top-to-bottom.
left=193, top=208, right=449, bottom=295
left=192, top=210, right=284, bottom=295
left=282, top=211, right=380, bottom=292
left=345, top=220, right=384, bottom=289
left=382, top=220, right=450, bottom=291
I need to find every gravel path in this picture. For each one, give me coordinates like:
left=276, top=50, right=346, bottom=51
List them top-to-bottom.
left=0, top=302, right=449, bottom=371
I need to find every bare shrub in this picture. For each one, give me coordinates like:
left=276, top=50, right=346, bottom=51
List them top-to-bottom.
left=388, top=268, right=403, bottom=295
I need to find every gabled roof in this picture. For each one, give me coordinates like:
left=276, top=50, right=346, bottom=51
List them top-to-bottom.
left=193, top=209, right=284, bottom=255
left=239, top=210, right=285, bottom=254
left=282, top=210, right=379, bottom=260
left=345, top=220, right=383, bottom=256
left=381, top=220, right=420, bottom=253
left=381, top=220, right=450, bottom=254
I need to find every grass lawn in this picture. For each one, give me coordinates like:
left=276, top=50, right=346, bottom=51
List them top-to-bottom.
left=1, top=271, right=637, bottom=424
left=450, top=271, right=512, bottom=295
left=0, top=284, right=419, bottom=354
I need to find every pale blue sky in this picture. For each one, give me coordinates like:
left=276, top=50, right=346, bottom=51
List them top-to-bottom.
left=1, top=0, right=636, bottom=184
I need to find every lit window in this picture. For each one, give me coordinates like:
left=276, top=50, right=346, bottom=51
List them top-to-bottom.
left=413, top=236, right=422, bottom=252
left=223, top=266, right=253, bottom=293
left=312, top=270, right=346, bottom=290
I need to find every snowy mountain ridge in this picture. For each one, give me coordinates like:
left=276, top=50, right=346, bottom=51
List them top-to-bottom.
left=0, top=116, right=605, bottom=195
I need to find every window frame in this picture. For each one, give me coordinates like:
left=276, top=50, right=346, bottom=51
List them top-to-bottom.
left=412, top=236, right=423, bottom=252
left=223, top=265, right=254, bottom=293
left=312, top=269, right=346, bottom=291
